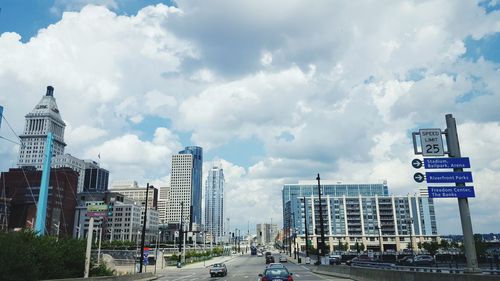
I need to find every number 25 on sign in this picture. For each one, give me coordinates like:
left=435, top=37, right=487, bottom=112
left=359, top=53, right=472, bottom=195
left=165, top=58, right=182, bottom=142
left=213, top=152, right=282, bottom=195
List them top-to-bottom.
left=413, top=129, right=445, bottom=156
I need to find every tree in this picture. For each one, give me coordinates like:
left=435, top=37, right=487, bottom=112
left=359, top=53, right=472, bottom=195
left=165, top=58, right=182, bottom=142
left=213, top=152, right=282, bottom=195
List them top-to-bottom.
left=474, top=234, right=488, bottom=258
left=439, top=239, right=450, bottom=250
left=421, top=241, right=439, bottom=256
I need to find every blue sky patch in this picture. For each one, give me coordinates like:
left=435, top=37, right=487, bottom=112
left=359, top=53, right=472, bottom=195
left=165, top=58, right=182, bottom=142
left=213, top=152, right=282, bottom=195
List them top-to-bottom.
left=0, top=0, right=175, bottom=42
left=463, top=34, right=500, bottom=63
left=205, top=136, right=265, bottom=167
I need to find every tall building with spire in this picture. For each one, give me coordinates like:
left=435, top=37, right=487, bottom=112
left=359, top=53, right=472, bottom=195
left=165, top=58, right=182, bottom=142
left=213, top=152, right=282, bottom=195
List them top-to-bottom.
left=17, top=86, right=66, bottom=169
left=204, top=165, right=224, bottom=242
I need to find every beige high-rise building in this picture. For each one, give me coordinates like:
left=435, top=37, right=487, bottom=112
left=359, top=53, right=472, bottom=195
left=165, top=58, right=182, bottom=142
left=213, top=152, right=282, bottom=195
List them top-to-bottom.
left=166, top=154, right=193, bottom=224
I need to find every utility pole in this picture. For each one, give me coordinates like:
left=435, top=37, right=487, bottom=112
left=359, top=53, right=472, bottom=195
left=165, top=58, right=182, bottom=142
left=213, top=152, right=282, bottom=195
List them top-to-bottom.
left=445, top=114, right=480, bottom=272
left=316, top=174, right=326, bottom=264
left=139, top=183, right=150, bottom=273
left=303, top=196, right=309, bottom=258
left=178, top=202, right=183, bottom=265
left=292, top=212, right=297, bottom=260
left=288, top=214, right=292, bottom=257
left=405, top=218, right=414, bottom=258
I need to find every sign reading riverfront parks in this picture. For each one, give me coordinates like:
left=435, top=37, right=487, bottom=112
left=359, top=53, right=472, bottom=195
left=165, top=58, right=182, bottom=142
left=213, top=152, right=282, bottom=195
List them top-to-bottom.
left=424, top=157, right=470, bottom=169
left=425, top=171, right=473, bottom=183
left=428, top=186, right=475, bottom=198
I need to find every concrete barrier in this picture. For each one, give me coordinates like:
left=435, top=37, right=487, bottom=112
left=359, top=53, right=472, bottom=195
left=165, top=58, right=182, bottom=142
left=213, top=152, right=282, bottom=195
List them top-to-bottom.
left=314, top=265, right=500, bottom=281
left=42, top=272, right=156, bottom=281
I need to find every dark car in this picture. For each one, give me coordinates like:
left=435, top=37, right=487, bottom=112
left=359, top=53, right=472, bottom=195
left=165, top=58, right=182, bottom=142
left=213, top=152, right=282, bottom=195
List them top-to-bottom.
left=329, top=254, right=342, bottom=265
left=266, top=255, right=275, bottom=264
left=346, top=255, right=373, bottom=266
left=403, top=255, right=435, bottom=266
left=396, top=256, right=412, bottom=265
left=209, top=263, right=227, bottom=277
left=266, top=263, right=286, bottom=269
left=259, top=267, right=293, bottom=281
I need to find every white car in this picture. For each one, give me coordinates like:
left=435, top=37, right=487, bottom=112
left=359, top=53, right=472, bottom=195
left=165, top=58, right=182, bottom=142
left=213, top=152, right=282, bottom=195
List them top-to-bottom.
left=257, top=252, right=263, bottom=257
left=279, top=255, right=287, bottom=262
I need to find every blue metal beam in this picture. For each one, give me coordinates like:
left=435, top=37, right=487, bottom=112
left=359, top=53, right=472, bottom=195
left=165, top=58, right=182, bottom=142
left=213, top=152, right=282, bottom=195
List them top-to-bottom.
left=0, top=105, right=3, bottom=128
left=35, top=132, right=54, bottom=236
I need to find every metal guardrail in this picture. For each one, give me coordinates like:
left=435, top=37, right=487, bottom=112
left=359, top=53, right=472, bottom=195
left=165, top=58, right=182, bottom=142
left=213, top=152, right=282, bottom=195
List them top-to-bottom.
left=350, top=261, right=500, bottom=275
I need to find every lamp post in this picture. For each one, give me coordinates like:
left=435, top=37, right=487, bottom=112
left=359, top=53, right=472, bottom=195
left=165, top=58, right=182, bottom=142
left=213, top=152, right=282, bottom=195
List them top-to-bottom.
left=316, top=174, right=327, bottom=264
left=303, top=196, right=309, bottom=258
left=405, top=218, right=414, bottom=259
left=154, top=230, right=161, bottom=275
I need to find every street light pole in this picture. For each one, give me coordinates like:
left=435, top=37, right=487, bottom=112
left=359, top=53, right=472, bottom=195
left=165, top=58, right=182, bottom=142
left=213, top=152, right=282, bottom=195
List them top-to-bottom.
left=316, top=174, right=327, bottom=264
left=139, top=183, right=150, bottom=273
left=303, top=196, right=309, bottom=258
left=289, top=214, right=292, bottom=257
left=405, top=218, right=414, bottom=259
left=154, top=230, right=160, bottom=275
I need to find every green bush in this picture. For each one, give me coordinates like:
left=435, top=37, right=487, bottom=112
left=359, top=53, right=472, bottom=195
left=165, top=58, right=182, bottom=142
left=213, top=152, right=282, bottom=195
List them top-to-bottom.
left=0, top=230, right=86, bottom=281
left=90, top=262, right=115, bottom=276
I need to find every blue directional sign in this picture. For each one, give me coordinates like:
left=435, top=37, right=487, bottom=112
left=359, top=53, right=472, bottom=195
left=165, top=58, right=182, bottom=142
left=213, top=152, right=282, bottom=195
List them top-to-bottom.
left=424, top=158, right=470, bottom=169
left=425, top=172, right=473, bottom=183
left=428, top=186, right=475, bottom=198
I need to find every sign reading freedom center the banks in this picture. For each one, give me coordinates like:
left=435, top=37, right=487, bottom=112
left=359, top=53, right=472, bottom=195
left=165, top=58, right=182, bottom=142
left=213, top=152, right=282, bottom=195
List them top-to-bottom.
left=424, top=157, right=470, bottom=169
left=425, top=171, right=473, bottom=183
left=428, top=186, right=475, bottom=198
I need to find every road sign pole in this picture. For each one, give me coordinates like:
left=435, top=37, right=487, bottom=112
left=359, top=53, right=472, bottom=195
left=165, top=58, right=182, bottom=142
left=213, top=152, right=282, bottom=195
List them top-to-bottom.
left=445, top=114, right=480, bottom=273
left=84, top=216, right=94, bottom=278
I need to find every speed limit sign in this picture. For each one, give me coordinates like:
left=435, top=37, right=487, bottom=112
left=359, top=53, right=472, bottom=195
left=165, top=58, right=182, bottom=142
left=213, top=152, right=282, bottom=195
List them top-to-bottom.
left=419, top=129, right=444, bottom=156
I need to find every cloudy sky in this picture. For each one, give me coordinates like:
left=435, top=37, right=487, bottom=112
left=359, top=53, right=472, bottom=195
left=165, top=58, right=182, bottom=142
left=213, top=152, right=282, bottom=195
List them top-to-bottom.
left=0, top=0, right=499, bottom=235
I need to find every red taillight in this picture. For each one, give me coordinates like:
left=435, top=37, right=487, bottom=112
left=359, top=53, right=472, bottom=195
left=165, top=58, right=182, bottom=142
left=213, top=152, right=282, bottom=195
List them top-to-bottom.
left=287, top=275, right=293, bottom=281
left=261, top=277, right=268, bottom=281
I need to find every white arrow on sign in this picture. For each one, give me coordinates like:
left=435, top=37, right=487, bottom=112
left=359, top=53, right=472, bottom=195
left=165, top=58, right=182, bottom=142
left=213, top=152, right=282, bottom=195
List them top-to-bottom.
left=413, top=172, right=425, bottom=183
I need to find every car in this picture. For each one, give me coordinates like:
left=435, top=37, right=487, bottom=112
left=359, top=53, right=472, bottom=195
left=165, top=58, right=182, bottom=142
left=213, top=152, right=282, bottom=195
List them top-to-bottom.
left=265, top=251, right=272, bottom=257
left=257, top=252, right=263, bottom=257
left=329, top=254, right=342, bottom=265
left=266, top=255, right=275, bottom=264
left=279, top=255, right=288, bottom=262
left=346, top=255, right=373, bottom=266
left=398, top=255, right=435, bottom=266
left=396, top=256, right=412, bottom=265
left=209, top=263, right=227, bottom=277
left=267, top=263, right=286, bottom=269
left=258, top=267, right=293, bottom=281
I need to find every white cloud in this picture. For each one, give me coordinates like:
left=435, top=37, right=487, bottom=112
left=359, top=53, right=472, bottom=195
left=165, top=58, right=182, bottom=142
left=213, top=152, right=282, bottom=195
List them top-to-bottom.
left=2, top=1, right=500, bottom=234
left=84, top=127, right=181, bottom=183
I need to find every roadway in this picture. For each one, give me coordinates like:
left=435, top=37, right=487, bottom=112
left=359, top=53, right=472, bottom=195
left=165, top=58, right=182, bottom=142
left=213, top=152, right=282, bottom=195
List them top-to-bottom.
left=155, top=252, right=348, bottom=281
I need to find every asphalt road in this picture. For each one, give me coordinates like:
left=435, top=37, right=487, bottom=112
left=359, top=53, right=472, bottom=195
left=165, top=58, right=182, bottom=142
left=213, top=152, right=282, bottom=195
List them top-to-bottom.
left=156, top=253, right=347, bottom=281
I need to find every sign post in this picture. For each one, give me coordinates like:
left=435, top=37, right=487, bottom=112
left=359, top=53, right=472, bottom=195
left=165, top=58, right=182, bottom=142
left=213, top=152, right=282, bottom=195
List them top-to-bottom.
left=445, top=114, right=480, bottom=273
left=411, top=115, right=479, bottom=273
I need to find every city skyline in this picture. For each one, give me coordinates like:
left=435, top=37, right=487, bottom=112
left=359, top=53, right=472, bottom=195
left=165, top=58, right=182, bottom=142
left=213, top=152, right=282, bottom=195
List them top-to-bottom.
left=1, top=1, right=500, bottom=234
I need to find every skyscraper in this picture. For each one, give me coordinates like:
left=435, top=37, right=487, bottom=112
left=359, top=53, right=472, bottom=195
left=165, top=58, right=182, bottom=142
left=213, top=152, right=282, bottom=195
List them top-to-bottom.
left=18, top=86, right=66, bottom=169
left=166, top=146, right=203, bottom=228
left=179, top=146, right=203, bottom=226
left=204, top=165, right=224, bottom=242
